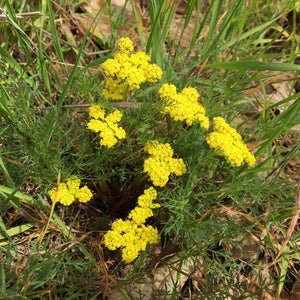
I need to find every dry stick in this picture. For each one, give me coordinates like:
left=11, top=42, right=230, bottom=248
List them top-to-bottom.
left=0, top=9, right=39, bottom=52
left=0, top=9, right=103, bottom=65
left=0, top=11, right=42, bottom=21
left=242, top=75, right=300, bottom=96
left=39, top=102, right=142, bottom=111
left=269, top=186, right=300, bottom=267
left=219, top=204, right=281, bottom=250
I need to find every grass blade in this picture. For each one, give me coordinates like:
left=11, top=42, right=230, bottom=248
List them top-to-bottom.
left=46, top=0, right=64, bottom=64
left=0, top=47, right=34, bottom=87
left=207, top=61, right=300, bottom=71
left=0, top=223, right=35, bottom=241
left=277, top=246, right=289, bottom=299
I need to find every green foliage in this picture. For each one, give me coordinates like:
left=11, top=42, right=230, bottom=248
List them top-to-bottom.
left=0, top=0, right=299, bottom=298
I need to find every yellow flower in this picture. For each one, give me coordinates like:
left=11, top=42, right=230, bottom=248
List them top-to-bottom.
left=101, top=37, right=162, bottom=101
left=118, top=37, right=134, bottom=53
left=101, top=59, right=121, bottom=77
left=144, top=64, right=163, bottom=82
left=158, top=83, right=177, bottom=99
left=158, top=84, right=209, bottom=129
left=87, top=105, right=126, bottom=148
left=88, top=105, right=105, bottom=119
left=105, top=110, right=122, bottom=123
left=206, top=117, right=256, bottom=167
left=86, top=119, right=103, bottom=133
left=143, top=141, right=186, bottom=187
left=48, top=177, right=93, bottom=206
left=48, top=183, right=74, bottom=206
left=75, top=186, right=93, bottom=203
left=103, top=187, right=160, bottom=263
left=137, top=187, right=160, bottom=208
left=128, top=207, right=153, bottom=225
left=104, top=230, right=123, bottom=250
left=122, top=245, right=140, bottom=263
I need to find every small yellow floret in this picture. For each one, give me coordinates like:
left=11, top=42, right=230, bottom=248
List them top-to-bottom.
left=118, top=37, right=134, bottom=53
left=101, top=59, right=121, bottom=77
left=145, top=64, right=163, bottom=82
left=88, top=105, right=105, bottom=120
left=75, top=186, right=93, bottom=203
left=137, top=187, right=160, bottom=208
left=128, top=207, right=153, bottom=225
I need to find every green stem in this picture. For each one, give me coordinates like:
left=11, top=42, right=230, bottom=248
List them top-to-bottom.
left=38, top=199, right=57, bottom=243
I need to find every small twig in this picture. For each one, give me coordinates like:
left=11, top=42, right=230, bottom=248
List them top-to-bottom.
left=0, top=9, right=38, bottom=52
left=0, top=11, right=42, bottom=21
left=34, top=26, right=111, bottom=57
left=243, top=75, right=300, bottom=96
left=39, top=102, right=142, bottom=110
left=269, top=186, right=300, bottom=266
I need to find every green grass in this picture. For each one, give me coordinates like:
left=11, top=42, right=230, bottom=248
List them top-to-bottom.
left=0, top=0, right=299, bottom=299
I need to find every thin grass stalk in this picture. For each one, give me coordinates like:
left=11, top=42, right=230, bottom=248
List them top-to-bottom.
left=46, top=0, right=65, bottom=64
left=147, top=0, right=178, bottom=66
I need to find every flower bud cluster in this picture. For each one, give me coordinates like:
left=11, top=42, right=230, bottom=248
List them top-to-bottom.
left=101, top=37, right=163, bottom=101
left=158, top=83, right=209, bottom=129
left=87, top=105, right=126, bottom=148
left=206, top=117, right=256, bottom=167
left=143, top=141, right=186, bottom=187
left=48, top=177, right=93, bottom=206
left=104, top=187, right=160, bottom=263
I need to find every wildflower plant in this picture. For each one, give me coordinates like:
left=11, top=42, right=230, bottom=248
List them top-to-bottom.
left=1, top=1, right=299, bottom=297
left=93, top=37, right=257, bottom=264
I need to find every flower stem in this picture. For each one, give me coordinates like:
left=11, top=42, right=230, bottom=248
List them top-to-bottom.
left=38, top=171, right=61, bottom=243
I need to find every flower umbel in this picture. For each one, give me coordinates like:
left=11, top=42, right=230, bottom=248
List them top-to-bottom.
left=101, top=37, right=162, bottom=101
left=158, top=84, right=209, bottom=129
left=87, top=105, right=126, bottom=148
left=206, top=117, right=256, bottom=167
left=143, top=141, right=186, bottom=187
left=48, top=177, right=93, bottom=206
left=104, top=187, right=160, bottom=263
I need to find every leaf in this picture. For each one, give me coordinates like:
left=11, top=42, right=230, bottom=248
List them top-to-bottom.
left=0, top=223, right=35, bottom=241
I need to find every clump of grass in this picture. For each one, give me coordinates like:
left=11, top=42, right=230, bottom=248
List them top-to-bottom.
left=0, top=0, right=299, bottom=299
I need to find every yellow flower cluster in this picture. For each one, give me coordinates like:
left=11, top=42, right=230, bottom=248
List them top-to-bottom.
left=101, top=37, right=163, bottom=101
left=158, top=83, right=209, bottom=129
left=87, top=105, right=126, bottom=148
left=206, top=117, right=256, bottom=167
left=143, top=141, right=186, bottom=187
left=48, top=177, right=93, bottom=206
left=104, top=187, right=160, bottom=263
